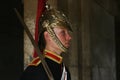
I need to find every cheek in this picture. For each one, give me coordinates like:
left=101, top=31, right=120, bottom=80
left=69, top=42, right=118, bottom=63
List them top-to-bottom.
left=58, top=36, right=66, bottom=44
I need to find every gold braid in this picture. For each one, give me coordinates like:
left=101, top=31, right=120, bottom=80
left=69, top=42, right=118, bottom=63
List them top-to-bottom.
left=42, top=20, right=68, bottom=52
left=46, top=26, right=67, bottom=52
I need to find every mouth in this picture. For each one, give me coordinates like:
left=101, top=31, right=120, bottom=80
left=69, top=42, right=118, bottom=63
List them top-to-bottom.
left=65, top=42, right=71, bottom=48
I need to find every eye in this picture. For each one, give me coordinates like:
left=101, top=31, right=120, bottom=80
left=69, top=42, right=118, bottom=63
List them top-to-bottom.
left=60, top=30, right=66, bottom=36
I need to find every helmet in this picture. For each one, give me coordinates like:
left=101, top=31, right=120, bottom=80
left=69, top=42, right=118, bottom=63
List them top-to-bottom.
left=38, top=8, right=73, bottom=52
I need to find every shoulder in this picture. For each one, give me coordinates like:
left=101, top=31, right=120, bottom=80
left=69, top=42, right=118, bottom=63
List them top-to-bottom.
left=20, top=57, right=48, bottom=80
left=28, top=57, right=41, bottom=66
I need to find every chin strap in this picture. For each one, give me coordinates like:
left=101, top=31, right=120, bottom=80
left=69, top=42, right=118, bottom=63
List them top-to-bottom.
left=42, top=20, right=68, bottom=52
left=46, top=26, right=68, bottom=52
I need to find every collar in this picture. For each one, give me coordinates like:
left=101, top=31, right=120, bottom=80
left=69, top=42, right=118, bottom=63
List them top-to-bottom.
left=29, top=49, right=63, bottom=66
left=44, top=49, right=63, bottom=64
left=29, top=57, right=41, bottom=66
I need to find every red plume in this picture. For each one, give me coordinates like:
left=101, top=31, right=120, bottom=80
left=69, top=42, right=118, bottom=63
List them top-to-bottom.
left=33, top=0, right=47, bottom=58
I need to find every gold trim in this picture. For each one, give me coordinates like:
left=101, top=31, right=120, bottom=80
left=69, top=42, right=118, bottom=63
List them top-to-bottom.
left=46, top=26, right=67, bottom=52
left=44, top=49, right=63, bottom=64
left=29, top=57, right=41, bottom=66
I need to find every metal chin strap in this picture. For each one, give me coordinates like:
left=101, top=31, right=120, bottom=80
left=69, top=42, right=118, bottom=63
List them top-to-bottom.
left=42, top=20, right=68, bottom=52
left=47, top=26, right=68, bottom=52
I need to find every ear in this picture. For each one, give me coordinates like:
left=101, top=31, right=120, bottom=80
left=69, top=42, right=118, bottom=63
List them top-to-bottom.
left=44, top=31, right=50, bottom=41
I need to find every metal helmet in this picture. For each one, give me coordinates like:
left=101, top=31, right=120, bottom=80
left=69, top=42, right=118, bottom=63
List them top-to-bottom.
left=38, top=8, right=73, bottom=52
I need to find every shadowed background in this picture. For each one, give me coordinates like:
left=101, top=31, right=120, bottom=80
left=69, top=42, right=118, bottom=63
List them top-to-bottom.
left=0, top=0, right=120, bottom=80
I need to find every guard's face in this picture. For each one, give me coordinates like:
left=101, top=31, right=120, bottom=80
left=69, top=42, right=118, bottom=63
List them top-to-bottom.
left=53, top=27, right=72, bottom=48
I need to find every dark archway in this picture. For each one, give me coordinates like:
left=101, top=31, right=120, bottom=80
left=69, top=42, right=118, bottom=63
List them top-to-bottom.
left=0, top=0, right=23, bottom=80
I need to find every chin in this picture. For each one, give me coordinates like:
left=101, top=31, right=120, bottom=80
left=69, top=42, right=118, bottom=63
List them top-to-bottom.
left=65, top=45, right=70, bottom=48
